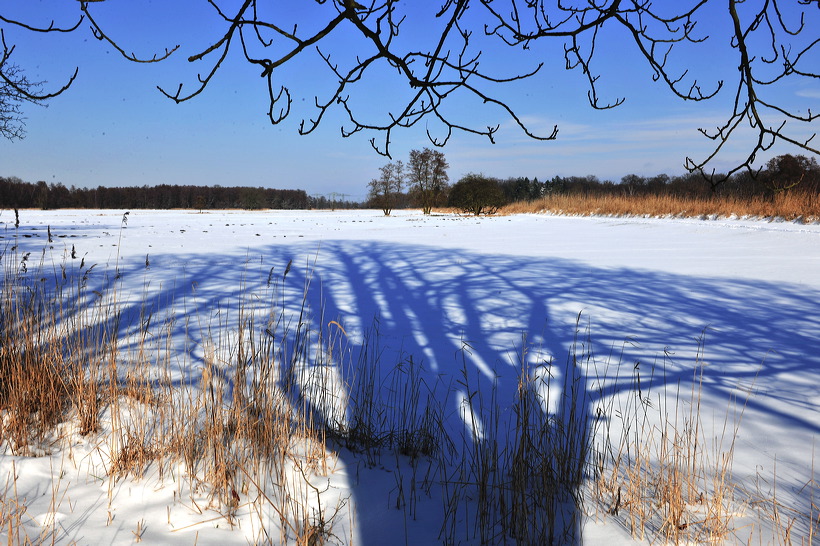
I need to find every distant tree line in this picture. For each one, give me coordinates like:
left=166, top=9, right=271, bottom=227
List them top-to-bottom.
left=4, top=153, right=817, bottom=214
left=368, top=153, right=820, bottom=215
left=497, top=154, right=820, bottom=203
left=0, top=178, right=309, bottom=210
left=308, top=195, right=362, bottom=211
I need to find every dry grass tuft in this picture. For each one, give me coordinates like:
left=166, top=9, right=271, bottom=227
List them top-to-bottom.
left=593, top=343, right=745, bottom=543
left=110, top=430, right=159, bottom=478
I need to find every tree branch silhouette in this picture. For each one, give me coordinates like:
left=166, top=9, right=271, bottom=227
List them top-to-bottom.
left=684, top=0, right=819, bottom=188
left=2, top=1, right=818, bottom=178
left=0, top=22, right=79, bottom=140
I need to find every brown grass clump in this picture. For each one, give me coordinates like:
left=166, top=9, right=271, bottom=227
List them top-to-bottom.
left=502, top=192, right=820, bottom=221
left=0, top=263, right=76, bottom=454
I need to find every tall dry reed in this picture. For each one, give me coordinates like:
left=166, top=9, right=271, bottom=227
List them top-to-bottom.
left=502, top=192, right=820, bottom=221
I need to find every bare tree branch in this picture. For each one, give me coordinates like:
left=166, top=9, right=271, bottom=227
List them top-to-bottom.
left=2, top=0, right=818, bottom=178
left=151, top=0, right=558, bottom=156
left=479, top=0, right=817, bottom=185
left=685, top=0, right=820, bottom=187
left=79, top=1, right=178, bottom=63
left=0, top=13, right=83, bottom=34
left=0, top=27, right=78, bottom=140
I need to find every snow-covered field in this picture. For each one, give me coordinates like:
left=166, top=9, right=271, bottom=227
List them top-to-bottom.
left=2, top=208, right=819, bottom=544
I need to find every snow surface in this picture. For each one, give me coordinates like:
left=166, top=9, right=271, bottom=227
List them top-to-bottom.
left=2, top=208, right=819, bottom=544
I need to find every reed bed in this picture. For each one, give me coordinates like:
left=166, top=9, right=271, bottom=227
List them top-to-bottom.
left=502, top=192, right=820, bottom=222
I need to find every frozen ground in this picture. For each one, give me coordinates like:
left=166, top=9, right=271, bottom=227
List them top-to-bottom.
left=2, top=208, right=819, bottom=544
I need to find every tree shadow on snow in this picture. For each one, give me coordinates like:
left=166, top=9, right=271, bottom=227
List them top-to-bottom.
left=20, top=235, right=820, bottom=544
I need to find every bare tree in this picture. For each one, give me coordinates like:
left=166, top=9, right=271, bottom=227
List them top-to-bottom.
left=3, top=1, right=819, bottom=183
left=0, top=13, right=81, bottom=140
left=0, top=61, right=42, bottom=140
left=408, top=148, right=449, bottom=215
left=367, top=160, right=404, bottom=216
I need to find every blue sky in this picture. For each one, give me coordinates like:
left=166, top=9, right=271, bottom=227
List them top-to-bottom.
left=1, top=1, right=817, bottom=200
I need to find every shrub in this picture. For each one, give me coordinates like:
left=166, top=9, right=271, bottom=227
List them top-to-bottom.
left=448, top=173, right=506, bottom=215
